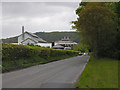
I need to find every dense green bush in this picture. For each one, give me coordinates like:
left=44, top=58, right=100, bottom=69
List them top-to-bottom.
left=2, top=43, right=79, bottom=72
left=2, top=43, right=79, bottom=60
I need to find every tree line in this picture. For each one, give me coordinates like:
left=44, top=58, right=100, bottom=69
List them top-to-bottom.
left=73, top=2, right=120, bottom=59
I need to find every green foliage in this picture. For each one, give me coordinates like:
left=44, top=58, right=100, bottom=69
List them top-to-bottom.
left=73, top=2, right=117, bottom=58
left=76, top=2, right=87, bottom=14
left=105, top=2, right=120, bottom=60
left=105, top=2, right=120, bottom=30
left=105, top=3, right=117, bottom=12
left=2, top=43, right=79, bottom=72
left=2, top=43, right=79, bottom=60
left=73, top=43, right=88, bottom=52
left=76, top=55, right=119, bottom=88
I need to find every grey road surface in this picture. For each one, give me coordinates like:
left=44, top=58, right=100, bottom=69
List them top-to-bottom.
left=2, top=56, right=90, bottom=88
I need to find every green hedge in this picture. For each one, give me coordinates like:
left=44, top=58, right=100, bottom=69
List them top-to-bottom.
left=2, top=43, right=79, bottom=72
left=2, top=43, right=79, bottom=60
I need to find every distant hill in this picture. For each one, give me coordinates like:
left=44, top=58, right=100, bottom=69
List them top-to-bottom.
left=2, top=32, right=81, bottom=43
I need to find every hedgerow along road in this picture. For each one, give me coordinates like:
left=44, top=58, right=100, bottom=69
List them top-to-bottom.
left=2, top=55, right=90, bottom=88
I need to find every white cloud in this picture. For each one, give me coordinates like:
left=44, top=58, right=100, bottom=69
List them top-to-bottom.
left=2, top=2, right=78, bottom=38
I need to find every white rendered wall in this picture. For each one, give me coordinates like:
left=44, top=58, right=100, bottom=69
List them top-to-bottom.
left=18, top=33, right=35, bottom=44
left=37, top=43, right=52, bottom=48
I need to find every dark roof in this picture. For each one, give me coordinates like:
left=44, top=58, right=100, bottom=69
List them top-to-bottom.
left=19, top=31, right=47, bottom=43
left=26, top=32, right=39, bottom=38
left=21, top=38, right=38, bottom=43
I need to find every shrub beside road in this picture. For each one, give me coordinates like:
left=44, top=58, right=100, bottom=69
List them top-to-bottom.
left=2, top=43, right=79, bottom=73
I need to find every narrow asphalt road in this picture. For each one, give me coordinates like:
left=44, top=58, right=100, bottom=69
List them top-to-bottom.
left=2, top=56, right=90, bottom=88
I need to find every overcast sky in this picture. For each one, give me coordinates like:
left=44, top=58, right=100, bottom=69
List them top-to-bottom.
left=2, top=2, right=79, bottom=39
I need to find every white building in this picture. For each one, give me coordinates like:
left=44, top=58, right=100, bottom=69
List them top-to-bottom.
left=18, top=26, right=52, bottom=47
left=53, top=36, right=77, bottom=50
left=55, top=37, right=77, bottom=47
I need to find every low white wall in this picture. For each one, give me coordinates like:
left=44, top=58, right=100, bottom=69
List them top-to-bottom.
left=11, top=43, right=52, bottom=48
left=37, top=43, right=52, bottom=48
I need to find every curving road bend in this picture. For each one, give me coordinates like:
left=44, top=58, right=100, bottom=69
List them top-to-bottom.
left=2, top=56, right=90, bottom=88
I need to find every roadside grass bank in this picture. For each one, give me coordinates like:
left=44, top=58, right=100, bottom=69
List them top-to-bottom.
left=2, top=43, right=79, bottom=73
left=76, top=55, right=118, bottom=88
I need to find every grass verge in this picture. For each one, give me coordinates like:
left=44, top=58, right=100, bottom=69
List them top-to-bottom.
left=76, top=55, right=118, bottom=88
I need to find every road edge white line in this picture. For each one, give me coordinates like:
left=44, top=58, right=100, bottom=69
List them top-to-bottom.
left=73, top=56, right=90, bottom=86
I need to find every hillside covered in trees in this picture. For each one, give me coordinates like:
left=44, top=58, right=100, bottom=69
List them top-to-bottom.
left=2, top=32, right=81, bottom=43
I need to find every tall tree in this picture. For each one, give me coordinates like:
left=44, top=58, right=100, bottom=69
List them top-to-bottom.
left=73, top=2, right=117, bottom=58
left=106, top=2, right=120, bottom=59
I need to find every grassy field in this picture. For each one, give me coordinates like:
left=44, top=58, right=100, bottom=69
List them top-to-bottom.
left=76, top=55, right=118, bottom=88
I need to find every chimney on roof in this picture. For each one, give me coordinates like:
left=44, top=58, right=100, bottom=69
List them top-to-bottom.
left=22, top=26, right=24, bottom=41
